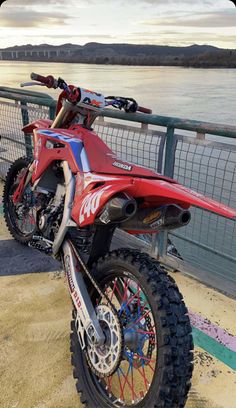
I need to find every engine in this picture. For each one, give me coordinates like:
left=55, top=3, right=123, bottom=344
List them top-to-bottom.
left=35, top=183, right=65, bottom=241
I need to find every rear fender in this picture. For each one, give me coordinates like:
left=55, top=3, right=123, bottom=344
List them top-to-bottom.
left=128, top=179, right=236, bottom=219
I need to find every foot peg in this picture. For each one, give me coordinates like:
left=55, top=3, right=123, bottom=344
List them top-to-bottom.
left=29, top=235, right=53, bottom=254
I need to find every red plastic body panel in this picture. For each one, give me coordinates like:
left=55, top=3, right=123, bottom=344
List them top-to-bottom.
left=22, top=119, right=52, bottom=134
left=21, top=121, right=236, bottom=226
left=70, top=124, right=175, bottom=180
left=31, top=128, right=86, bottom=182
left=71, top=173, right=236, bottom=227
left=71, top=174, right=133, bottom=226
left=127, top=178, right=236, bottom=219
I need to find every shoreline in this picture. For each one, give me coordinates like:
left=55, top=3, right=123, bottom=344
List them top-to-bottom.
left=0, top=58, right=235, bottom=69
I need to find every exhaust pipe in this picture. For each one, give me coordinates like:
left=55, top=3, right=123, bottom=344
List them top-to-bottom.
left=98, top=193, right=137, bottom=224
left=120, top=204, right=191, bottom=232
left=164, top=205, right=191, bottom=230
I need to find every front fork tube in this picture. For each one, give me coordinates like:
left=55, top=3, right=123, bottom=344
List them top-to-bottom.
left=13, top=162, right=34, bottom=203
left=62, top=240, right=105, bottom=349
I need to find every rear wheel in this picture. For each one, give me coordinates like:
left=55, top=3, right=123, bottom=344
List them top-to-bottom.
left=3, top=157, right=37, bottom=244
left=70, top=249, right=193, bottom=408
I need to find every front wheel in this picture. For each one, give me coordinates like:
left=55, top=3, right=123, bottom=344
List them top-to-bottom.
left=3, top=157, right=37, bottom=244
left=70, top=249, right=193, bottom=408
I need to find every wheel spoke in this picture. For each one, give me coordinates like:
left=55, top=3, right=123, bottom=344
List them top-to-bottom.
left=110, top=278, right=119, bottom=302
left=130, top=308, right=151, bottom=327
left=136, top=329, right=155, bottom=335
left=133, top=353, right=156, bottom=364
left=131, top=363, right=135, bottom=402
left=137, top=365, right=149, bottom=391
left=118, top=366, right=138, bottom=401
left=117, top=368, right=125, bottom=401
left=106, top=375, right=113, bottom=394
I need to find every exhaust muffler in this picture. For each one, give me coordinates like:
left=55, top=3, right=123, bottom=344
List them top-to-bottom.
left=98, top=193, right=137, bottom=224
left=120, top=204, right=191, bottom=232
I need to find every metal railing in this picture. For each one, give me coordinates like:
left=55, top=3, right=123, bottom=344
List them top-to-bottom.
left=0, top=87, right=236, bottom=295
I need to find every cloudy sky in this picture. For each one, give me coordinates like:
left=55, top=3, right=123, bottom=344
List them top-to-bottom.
left=0, top=0, right=235, bottom=49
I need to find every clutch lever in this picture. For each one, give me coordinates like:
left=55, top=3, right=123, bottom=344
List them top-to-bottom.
left=20, top=81, right=46, bottom=87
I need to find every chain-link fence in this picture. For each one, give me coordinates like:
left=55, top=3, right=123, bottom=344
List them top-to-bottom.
left=0, top=87, right=236, bottom=295
left=0, top=99, right=50, bottom=165
left=94, top=120, right=165, bottom=174
left=171, top=135, right=236, bottom=288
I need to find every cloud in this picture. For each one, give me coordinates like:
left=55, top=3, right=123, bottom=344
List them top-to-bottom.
left=1, top=0, right=85, bottom=4
left=2, top=0, right=70, bottom=3
left=137, top=0, right=232, bottom=5
left=0, top=8, right=69, bottom=27
left=142, top=11, right=236, bottom=28
left=121, top=26, right=236, bottom=47
left=36, top=34, right=114, bottom=41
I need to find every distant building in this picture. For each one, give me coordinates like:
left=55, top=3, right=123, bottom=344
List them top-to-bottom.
left=0, top=44, right=80, bottom=60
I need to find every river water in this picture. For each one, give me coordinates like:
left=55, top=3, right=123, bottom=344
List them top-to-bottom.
left=0, top=60, right=236, bottom=125
left=0, top=61, right=236, bottom=293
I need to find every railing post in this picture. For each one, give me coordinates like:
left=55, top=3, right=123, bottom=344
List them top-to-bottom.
left=20, top=101, right=32, bottom=159
left=49, top=105, right=56, bottom=120
left=163, top=125, right=176, bottom=178
left=152, top=126, right=176, bottom=259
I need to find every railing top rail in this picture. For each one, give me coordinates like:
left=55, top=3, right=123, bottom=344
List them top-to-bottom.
left=0, top=86, right=235, bottom=138
left=0, top=86, right=55, bottom=100
left=0, top=87, right=55, bottom=107
left=101, top=109, right=236, bottom=139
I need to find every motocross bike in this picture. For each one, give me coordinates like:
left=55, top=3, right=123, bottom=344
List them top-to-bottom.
left=3, top=73, right=236, bottom=408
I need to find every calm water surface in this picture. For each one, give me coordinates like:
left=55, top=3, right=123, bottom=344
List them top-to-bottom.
left=0, top=60, right=235, bottom=125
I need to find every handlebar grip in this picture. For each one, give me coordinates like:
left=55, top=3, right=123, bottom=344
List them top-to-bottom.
left=30, top=72, right=56, bottom=88
left=137, top=106, right=152, bottom=114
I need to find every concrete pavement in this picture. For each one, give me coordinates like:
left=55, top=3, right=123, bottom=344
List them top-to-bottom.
left=0, top=181, right=236, bottom=408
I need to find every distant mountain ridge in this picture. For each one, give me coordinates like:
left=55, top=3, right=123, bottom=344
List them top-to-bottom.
left=1, top=42, right=220, bottom=55
left=81, top=42, right=219, bottom=55
left=0, top=43, right=235, bottom=68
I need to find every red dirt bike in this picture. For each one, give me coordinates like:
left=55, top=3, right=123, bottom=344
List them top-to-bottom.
left=3, top=73, right=236, bottom=408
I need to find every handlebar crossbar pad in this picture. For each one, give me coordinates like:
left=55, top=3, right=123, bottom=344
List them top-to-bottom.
left=30, top=72, right=55, bottom=88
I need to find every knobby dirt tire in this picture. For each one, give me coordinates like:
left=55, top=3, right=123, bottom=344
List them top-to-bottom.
left=3, top=156, right=35, bottom=244
left=70, top=248, right=193, bottom=408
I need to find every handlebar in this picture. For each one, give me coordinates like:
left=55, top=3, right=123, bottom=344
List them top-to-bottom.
left=26, top=72, right=152, bottom=114
left=30, top=72, right=57, bottom=89
left=105, top=96, right=152, bottom=114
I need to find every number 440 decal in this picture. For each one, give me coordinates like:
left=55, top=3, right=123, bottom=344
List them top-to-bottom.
left=79, top=185, right=111, bottom=224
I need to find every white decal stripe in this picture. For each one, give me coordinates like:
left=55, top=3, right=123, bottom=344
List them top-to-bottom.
left=38, top=130, right=82, bottom=144
left=80, top=147, right=91, bottom=172
left=79, top=185, right=111, bottom=224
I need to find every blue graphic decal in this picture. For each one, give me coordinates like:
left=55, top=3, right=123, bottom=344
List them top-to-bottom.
left=38, top=130, right=84, bottom=170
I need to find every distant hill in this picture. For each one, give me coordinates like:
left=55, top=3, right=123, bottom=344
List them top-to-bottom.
left=80, top=42, right=219, bottom=56
left=0, top=43, right=235, bottom=68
